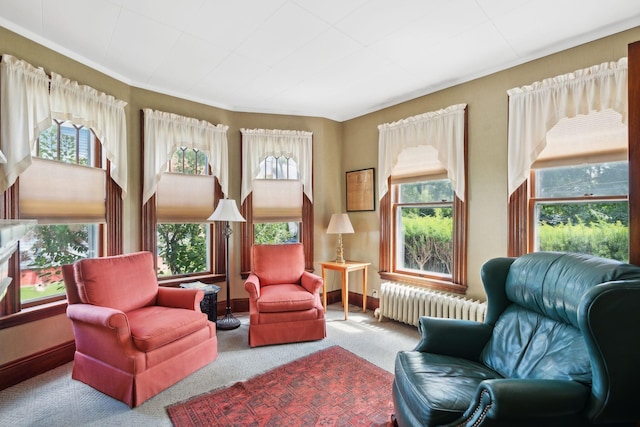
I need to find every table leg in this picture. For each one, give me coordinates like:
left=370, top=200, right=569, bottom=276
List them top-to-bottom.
left=321, top=266, right=327, bottom=311
left=362, top=266, right=367, bottom=313
left=343, top=270, right=348, bottom=320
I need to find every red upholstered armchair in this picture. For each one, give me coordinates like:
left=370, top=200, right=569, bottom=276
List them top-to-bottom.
left=244, top=243, right=326, bottom=347
left=62, top=251, right=218, bottom=407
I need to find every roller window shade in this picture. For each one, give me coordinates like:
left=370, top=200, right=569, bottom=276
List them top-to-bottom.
left=533, top=110, right=628, bottom=169
left=390, top=145, right=447, bottom=183
left=20, top=157, right=106, bottom=222
left=156, top=173, right=216, bottom=223
left=252, top=179, right=302, bottom=223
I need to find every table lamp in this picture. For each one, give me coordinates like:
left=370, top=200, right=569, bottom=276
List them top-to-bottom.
left=207, top=198, right=246, bottom=330
left=326, top=213, right=354, bottom=263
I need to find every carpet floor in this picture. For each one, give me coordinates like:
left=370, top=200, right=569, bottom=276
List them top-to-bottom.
left=0, top=304, right=420, bottom=426
left=167, top=346, right=394, bottom=426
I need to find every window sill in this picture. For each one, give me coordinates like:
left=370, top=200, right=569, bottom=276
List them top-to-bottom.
left=379, top=271, right=467, bottom=295
left=158, top=273, right=226, bottom=287
left=0, top=299, right=68, bottom=330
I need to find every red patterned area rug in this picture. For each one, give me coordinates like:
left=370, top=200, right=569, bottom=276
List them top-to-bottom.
left=166, top=345, right=394, bottom=426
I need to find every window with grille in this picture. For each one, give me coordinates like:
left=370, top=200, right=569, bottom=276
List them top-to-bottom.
left=19, top=120, right=104, bottom=307
left=239, top=128, right=314, bottom=275
left=156, top=146, right=215, bottom=276
left=252, top=155, right=301, bottom=244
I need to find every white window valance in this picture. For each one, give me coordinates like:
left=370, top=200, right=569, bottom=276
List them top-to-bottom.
left=0, top=55, right=51, bottom=193
left=0, top=55, right=128, bottom=197
left=507, top=57, right=628, bottom=196
left=50, top=73, right=128, bottom=197
left=378, top=103, right=467, bottom=201
left=142, top=108, right=229, bottom=205
left=240, top=128, right=313, bottom=203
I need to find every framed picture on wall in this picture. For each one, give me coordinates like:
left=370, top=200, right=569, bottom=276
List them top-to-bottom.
left=346, top=168, right=375, bottom=212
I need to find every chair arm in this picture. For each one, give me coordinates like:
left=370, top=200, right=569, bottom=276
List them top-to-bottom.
left=301, top=271, right=323, bottom=294
left=244, top=274, right=261, bottom=300
left=579, top=280, right=640, bottom=423
left=157, top=286, right=204, bottom=311
left=67, top=303, right=129, bottom=330
left=66, top=304, right=144, bottom=372
left=414, top=317, right=493, bottom=361
left=456, top=379, right=589, bottom=426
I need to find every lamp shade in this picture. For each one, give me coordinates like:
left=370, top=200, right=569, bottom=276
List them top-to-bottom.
left=207, top=199, right=246, bottom=222
left=326, top=213, right=354, bottom=234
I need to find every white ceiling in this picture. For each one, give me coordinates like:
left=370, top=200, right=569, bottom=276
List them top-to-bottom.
left=0, top=0, right=639, bottom=121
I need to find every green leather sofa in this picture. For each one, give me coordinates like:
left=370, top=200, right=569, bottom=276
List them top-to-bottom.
left=392, top=252, right=640, bottom=426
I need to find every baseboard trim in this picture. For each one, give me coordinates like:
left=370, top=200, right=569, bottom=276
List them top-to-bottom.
left=325, top=290, right=380, bottom=311
left=0, top=340, right=75, bottom=391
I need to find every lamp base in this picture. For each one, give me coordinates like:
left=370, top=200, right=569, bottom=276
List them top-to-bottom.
left=335, top=233, right=346, bottom=263
left=217, top=309, right=241, bottom=330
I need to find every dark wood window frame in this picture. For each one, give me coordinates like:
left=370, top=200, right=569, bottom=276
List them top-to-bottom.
left=630, top=40, right=640, bottom=265
left=509, top=41, right=640, bottom=262
left=379, top=108, right=468, bottom=294
left=139, top=110, right=226, bottom=286
left=239, top=135, right=314, bottom=276
left=0, top=137, right=122, bottom=328
left=528, top=174, right=628, bottom=254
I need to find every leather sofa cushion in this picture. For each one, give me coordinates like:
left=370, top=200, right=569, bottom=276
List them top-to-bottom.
left=74, top=251, right=158, bottom=312
left=257, top=284, right=315, bottom=312
left=481, top=304, right=591, bottom=383
left=127, top=306, right=209, bottom=352
left=394, top=351, right=502, bottom=426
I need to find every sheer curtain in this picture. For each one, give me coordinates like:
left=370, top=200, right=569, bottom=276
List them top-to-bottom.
left=0, top=55, right=51, bottom=193
left=507, top=58, right=628, bottom=196
left=50, top=73, right=128, bottom=197
left=378, top=103, right=467, bottom=201
left=142, top=108, right=229, bottom=204
left=240, top=128, right=313, bottom=203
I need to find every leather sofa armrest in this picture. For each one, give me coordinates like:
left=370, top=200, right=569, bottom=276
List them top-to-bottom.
left=301, top=271, right=323, bottom=294
left=244, top=273, right=261, bottom=300
left=579, top=280, right=640, bottom=423
left=157, top=286, right=203, bottom=311
left=67, top=303, right=129, bottom=330
left=414, top=317, right=493, bottom=360
left=459, top=378, right=589, bottom=426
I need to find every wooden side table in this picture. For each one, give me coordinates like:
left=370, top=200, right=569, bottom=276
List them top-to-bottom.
left=320, top=261, right=371, bottom=320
